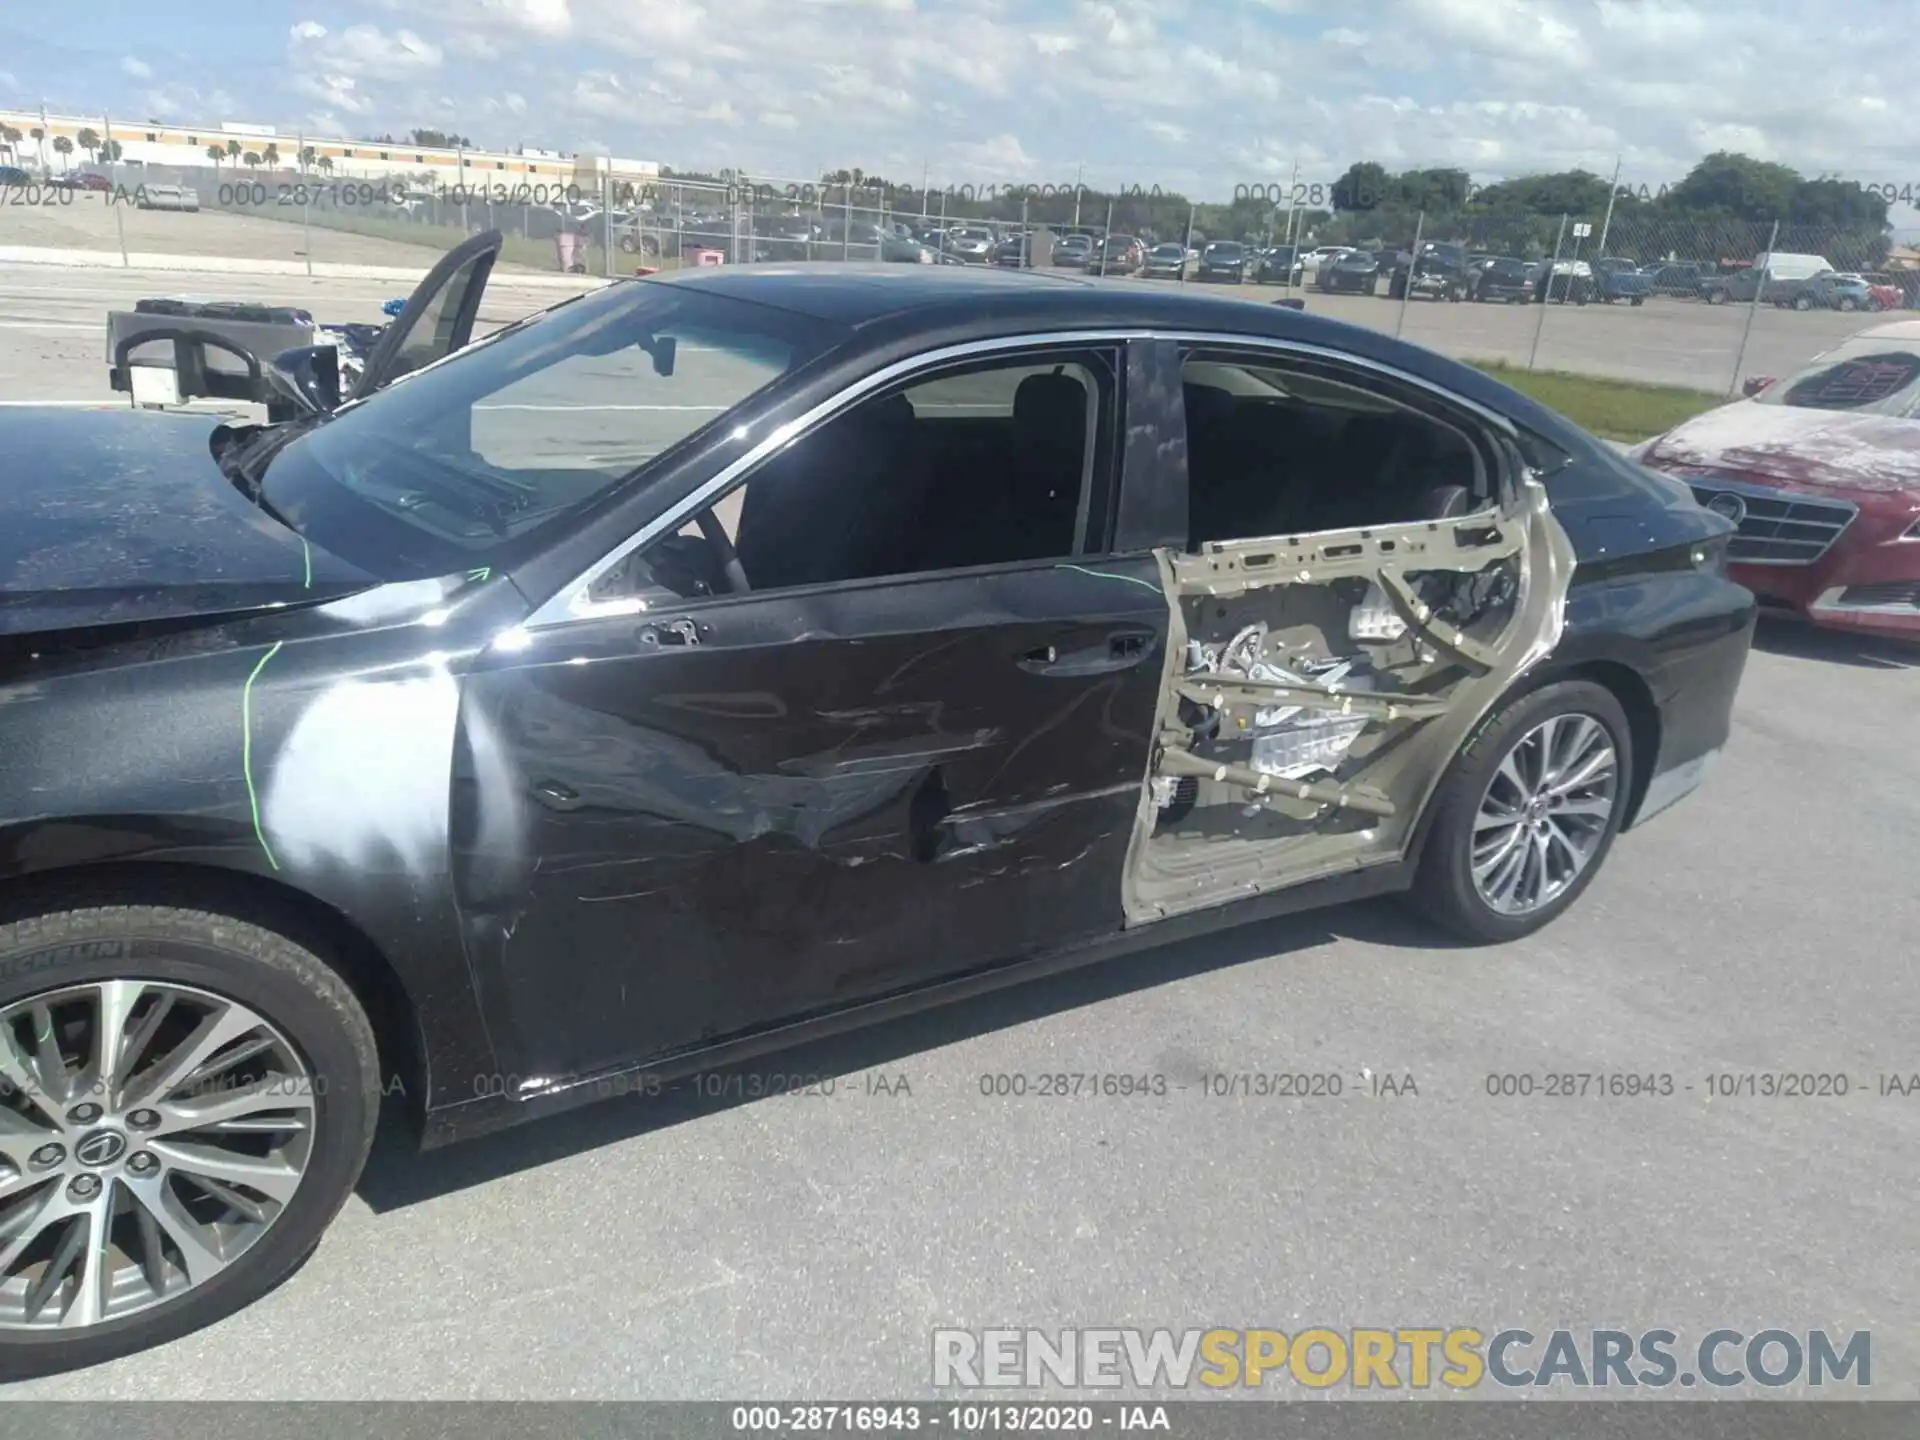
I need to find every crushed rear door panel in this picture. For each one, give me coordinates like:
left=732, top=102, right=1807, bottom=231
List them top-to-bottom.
left=1122, top=474, right=1575, bottom=923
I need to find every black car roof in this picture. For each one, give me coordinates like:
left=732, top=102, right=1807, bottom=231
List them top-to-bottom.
left=637, top=263, right=1585, bottom=443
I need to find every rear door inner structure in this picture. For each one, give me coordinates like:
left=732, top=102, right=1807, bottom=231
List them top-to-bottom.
left=1121, top=347, right=1576, bottom=923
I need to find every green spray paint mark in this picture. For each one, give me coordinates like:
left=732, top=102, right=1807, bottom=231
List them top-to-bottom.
left=301, top=537, right=313, bottom=589
left=1055, top=563, right=1164, bottom=595
left=466, top=566, right=492, bottom=584
left=242, top=642, right=285, bottom=872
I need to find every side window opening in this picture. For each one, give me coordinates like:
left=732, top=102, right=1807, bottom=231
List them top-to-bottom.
left=610, top=348, right=1119, bottom=602
left=1179, top=352, right=1496, bottom=551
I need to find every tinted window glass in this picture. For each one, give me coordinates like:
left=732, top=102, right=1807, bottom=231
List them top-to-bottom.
left=389, top=249, right=489, bottom=381
left=259, top=282, right=844, bottom=581
left=1755, top=343, right=1920, bottom=414
left=619, top=349, right=1118, bottom=602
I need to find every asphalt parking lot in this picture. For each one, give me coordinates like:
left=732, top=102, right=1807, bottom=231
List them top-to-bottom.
left=0, top=191, right=546, bottom=273
left=1, top=252, right=1916, bottom=1400
left=0, top=254, right=1877, bottom=409
left=6, top=620, right=1916, bottom=1400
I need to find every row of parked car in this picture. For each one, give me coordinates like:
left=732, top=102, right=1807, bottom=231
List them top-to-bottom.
left=600, top=210, right=1920, bottom=316
left=1278, top=243, right=1918, bottom=312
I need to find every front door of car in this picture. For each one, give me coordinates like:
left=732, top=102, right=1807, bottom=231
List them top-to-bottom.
left=350, top=228, right=502, bottom=399
left=454, top=342, right=1172, bottom=1081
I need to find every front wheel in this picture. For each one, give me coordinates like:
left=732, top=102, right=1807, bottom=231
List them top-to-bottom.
left=1793, top=293, right=1813, bottom=311
left=1630, top=296, right=1645, bottom=306
left=1409, top=680, right=1633, bottom=944
left=0, top=904, right=380, bottom=1378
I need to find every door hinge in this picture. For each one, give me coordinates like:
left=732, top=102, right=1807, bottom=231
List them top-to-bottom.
left=640, top=618, right=701, bottom=647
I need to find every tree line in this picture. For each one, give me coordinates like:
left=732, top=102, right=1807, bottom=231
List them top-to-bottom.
left=653, top=152, right=1896, bottom=270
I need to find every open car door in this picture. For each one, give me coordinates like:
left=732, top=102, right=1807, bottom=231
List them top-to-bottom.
left=350, top=228, right=504, bottom=399
left=105, top=230, right=504, bottom=412
left=1122, top=351, right=1578, bottom=926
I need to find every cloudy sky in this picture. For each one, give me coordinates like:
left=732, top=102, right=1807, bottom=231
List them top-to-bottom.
left=3, top=0, right=1913, bottom=212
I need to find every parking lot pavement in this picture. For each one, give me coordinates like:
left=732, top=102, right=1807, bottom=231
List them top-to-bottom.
left=0, top=191, right=538, bottom=272
left=2, top=253, right=1917, bottom=1398
left=0, top=261, right=1878, bottom=408
left=0, top=265, right=602, bottom=405
left=1164, top=275, right=1872, bottom=391
left=6, top=618, right=1917, bottom=1399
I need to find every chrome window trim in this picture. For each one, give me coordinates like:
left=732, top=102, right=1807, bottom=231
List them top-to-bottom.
left=522, top=327, right=1522, bottom=630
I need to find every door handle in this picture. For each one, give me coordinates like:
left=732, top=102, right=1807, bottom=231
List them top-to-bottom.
left=1017, top=628, right=1158, bottom=677
left=532, top=779, right=585, bottom=811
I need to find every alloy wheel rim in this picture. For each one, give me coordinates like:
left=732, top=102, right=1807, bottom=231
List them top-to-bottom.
left=1470, top=713, right=1619, bottom=917
left=0, top=981, right=314, bottom=1331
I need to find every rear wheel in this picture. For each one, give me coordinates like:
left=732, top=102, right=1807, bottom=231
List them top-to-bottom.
left=1793, top=293, right=1813, bottom=311
left=1410, top=681, right=1633, bottom=944
left=0, top=905, right=379, bottom=1379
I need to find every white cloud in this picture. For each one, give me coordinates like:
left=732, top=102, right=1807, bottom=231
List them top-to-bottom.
left=81, top=0, right=1892, bottom=232
left=479, top=0, right=573, bottom=33
left=292, top=24, right=443, bottom=80
left=120, top=57, right=153, bottom=79
left=815, top=64, right=915, bottom=112
left=292, top=73, right=377, bottom=116
left=143, top=84, right=240, bottom=121
left=948, top=132, right=1037, bottom=174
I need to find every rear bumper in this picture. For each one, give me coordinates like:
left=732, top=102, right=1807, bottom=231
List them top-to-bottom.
left=1632, top=748, right=1720, bottom=828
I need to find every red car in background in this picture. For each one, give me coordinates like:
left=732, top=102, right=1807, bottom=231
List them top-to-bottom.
left=51, top=171, right=112, bottom=192
left=1864, top=277, right=1906, bottom=313
left=1629, top=320, right=1920, bottom=639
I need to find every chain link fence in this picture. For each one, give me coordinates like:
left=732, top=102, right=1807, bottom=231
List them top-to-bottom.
left=4, top=122, right=1916, bottom=396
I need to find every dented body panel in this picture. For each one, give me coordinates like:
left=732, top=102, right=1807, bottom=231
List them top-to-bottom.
left=0, top=268, right=1756, bottom=1147
left=1124, top=473, right=1579, bottom=924
left=453, top=558, right=1168, bottom=1079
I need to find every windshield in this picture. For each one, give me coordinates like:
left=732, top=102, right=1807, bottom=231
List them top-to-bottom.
left=1152, top=245, right=1184, bottom=258
left=257, top=281, right=844, bottom=581
left=1753, top=339, right=1920, bottom=416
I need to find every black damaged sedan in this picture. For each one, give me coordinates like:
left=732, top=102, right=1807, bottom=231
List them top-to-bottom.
left=0, top=233, right=1754, bottom=1373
